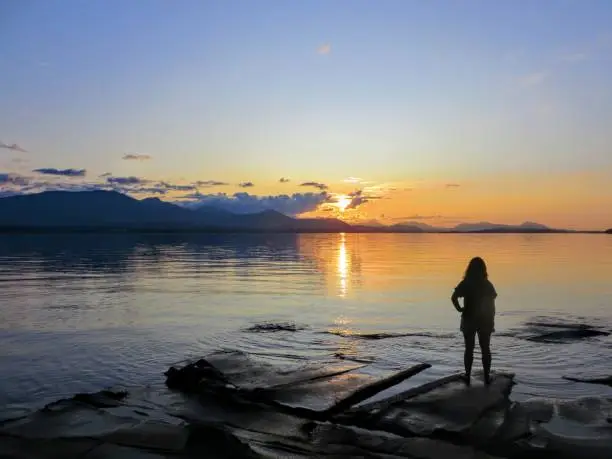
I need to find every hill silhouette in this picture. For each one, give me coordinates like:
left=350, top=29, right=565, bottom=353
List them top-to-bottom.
left=0, top=190, right=350, bottom=232
left=0, top=190, right=591, bottom=233
left=451, top=221, right=550, bottom=232
left=606, top=229, right=612, bottom=234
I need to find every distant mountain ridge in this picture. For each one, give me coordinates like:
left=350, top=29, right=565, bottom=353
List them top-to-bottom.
left=0, top=190, right=595, bottom=233
left=0, top=190, right=350, bottom=232
left=379, top=220, right=555, bottom=233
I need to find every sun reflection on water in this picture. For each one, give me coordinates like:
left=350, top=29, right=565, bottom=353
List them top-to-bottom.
left=337, top=232, right=349, bottom=298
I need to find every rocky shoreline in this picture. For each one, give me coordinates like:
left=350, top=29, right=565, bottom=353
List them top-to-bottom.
left=1, top=350, right=611, bottom=458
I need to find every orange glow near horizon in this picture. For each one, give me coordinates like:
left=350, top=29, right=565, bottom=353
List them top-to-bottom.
left=127, top=169, right=612, bottom=230
left=294, top=170, right=612, bottom=230
left=335, top=195, right=352, bottom=213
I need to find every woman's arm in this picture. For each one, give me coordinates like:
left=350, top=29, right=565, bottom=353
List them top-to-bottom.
left=451, top=290, right=463, bottom=312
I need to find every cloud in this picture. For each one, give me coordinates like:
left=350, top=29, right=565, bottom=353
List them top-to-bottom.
left=317, top=43, right=331, bottom=55
left=518, top=71, right=547, bottom=88
left=0, top=142, right=27, bottom=153
left=122, top=153, right=152, bottom=161
left=33, top=168, right=86, bottom=177
left=99, top=172, right=112, bottom=177
left=0, top=173, right=29, bottom=186
left=0, top=173, right=179, bottom=198
left=107, top=176, right=147, bottom=185
left=279, top=177, right=290, bottom=183
left=343, top=177, right=363, bottom=184
left=195, top=180, right=228, bottom=187
left=238, top=181, right=254, bottom=188
left=300, top=181, right=328, bottom=190
left=25, top=182, right=111, bottom=193
left=158, top=182, right=197, bottom=192
left=445, top=183, right=461, bottom=188
left=129, top=187, right=167, bottom=195
left=346, top=189, right=368, bottom=210
left=180, top=191, right=331, bottom=216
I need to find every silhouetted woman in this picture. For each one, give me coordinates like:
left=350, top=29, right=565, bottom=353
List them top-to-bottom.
left=451, top=257, right=497, bottom=385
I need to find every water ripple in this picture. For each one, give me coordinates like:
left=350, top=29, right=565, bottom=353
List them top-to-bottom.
left=1, top=233, right=612, bottom=416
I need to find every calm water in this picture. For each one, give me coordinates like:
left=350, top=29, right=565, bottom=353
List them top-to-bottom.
left=1, top=233, right=611, bottom=418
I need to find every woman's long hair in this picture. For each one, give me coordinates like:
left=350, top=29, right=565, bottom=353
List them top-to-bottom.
left=464, top=256, right=488, bottom=282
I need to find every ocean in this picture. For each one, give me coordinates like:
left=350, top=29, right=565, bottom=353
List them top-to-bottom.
left=1, top=232, right=611, bottom=419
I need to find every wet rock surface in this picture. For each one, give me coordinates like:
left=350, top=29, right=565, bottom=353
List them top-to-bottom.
left=521, top=321, right=611, bottom=343
left=243, top=322, right=307, bottom=333
left=2, top=350, right=611, bottom=458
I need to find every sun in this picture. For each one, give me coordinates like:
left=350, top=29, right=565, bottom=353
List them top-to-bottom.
left=335, top=195, right=352, bottom=213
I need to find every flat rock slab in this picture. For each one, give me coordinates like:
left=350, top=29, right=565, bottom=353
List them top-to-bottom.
left=166, top=350, right=430, bottom=414
left=168, top=350, right=366, bottom=392
left=206, top=350, right=366, bottom=390
left=3, top=351, right=611, bottom=459
left=268, top=371, right=377, bottom=412
left=374, top=373, right=514, bottom=437
left=520, top=396, right=612, bottom=459
left=1, top=404, right=142, bottom=439
left=309, top=423, right=503, bottom=459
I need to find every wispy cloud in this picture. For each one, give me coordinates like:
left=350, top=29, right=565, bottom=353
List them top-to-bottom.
left=317, top=43, right=331, bottom=55
left=518, top=71, right=548, bottom=88
left=0, top=142, right=27, bottom=153
left=122, top=153, right=152, bottom=161
left=33, top=168, right=86, bottom=177
left=99, top=172, right=112, bottom=177
left=0, top=173, right=29, bottom=186
left=107, top=176, right=147, bottom=185
left=279, top=177, right=290, bottom=183
left=343, top=177, right=363, bottom=184
left=195, top=180, right=228, bottom=187
left=238, top=181, right=254, bottom=188
left=300, top=181, right=328, bottom=190
left=23, top=182, right=113, bottom=194
left=158, top=182, right=197, bottom=192
left=445, top=183, right=461, bottom=188
left=130, top=186, right=167, bottom=195
left=346, top=189, right=368, bottom=210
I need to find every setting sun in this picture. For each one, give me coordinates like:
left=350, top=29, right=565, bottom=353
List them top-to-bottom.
left=335, top=195, right=352, bottom=213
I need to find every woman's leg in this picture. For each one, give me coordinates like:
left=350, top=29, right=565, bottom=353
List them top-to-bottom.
left=462, top=329, right=476, bottom=384
left=477, top=330, right=492, bottom=384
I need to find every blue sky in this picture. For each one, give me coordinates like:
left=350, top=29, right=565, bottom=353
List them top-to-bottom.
left=1, top=1, right=612, bottom=228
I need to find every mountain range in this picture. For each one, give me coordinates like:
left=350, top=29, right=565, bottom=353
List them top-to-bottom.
left=0, top=190, right=592, bottom=233
left=0, top=191, right=350, bottom=232
left=382, top=220, right=552, bottom=233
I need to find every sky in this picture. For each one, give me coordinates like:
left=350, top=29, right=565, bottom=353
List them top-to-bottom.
left=1, top=0, right=612, bottom=229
